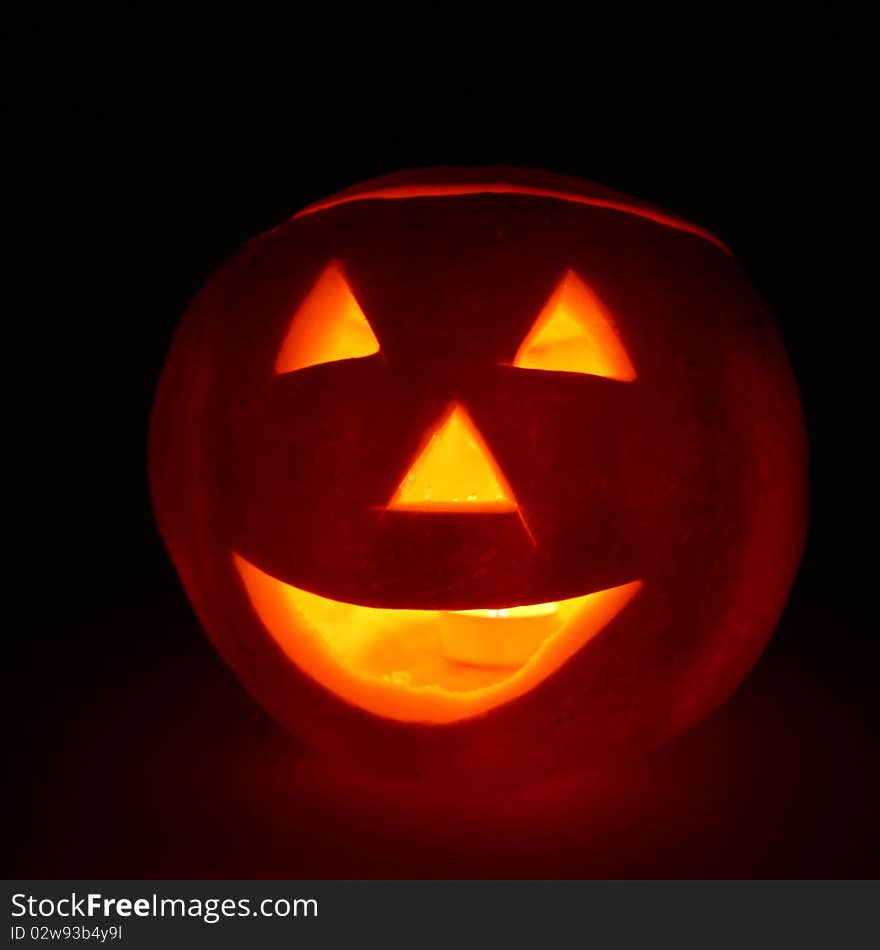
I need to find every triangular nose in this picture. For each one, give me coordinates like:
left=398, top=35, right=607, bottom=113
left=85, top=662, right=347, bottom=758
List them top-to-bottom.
left=387, top=403, right=519, bottom=512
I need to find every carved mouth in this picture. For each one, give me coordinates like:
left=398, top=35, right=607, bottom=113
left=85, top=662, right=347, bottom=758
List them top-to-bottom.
left=234, top=553, right=642, bottom=724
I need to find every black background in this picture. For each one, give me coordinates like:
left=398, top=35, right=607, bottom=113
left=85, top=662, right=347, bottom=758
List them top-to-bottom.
left=8, top=3, right=877, bottom=877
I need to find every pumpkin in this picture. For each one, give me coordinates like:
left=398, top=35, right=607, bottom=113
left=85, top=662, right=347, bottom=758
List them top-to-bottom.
left=149, top=166, right=807, bottom=783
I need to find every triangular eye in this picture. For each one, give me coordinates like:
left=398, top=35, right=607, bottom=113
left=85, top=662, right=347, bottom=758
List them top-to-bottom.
left=275, top=261, right=380, bottom=374
left=511, top=270, right=636, bottom=381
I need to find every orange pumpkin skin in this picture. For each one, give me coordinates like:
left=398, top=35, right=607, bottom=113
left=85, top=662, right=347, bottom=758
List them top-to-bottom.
left=149, top=167, right=807, bottom=783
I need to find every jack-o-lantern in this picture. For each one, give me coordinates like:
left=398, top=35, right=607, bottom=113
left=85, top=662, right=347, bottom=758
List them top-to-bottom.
left=149, top=167, right=807, bottom=782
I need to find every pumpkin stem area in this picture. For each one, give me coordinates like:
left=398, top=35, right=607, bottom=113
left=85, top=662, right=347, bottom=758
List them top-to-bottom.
left=234, top=553, right=642, bottom=724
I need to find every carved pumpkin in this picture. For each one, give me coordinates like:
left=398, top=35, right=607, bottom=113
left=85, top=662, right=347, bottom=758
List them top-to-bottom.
left=149, top=167, right=807, bottom=782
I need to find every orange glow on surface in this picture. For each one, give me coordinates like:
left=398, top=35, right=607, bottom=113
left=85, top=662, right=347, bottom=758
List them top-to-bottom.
left=294, top=182, right=730, bottom=254
left=275, top=261, right=379, bottom=374
left=512, top=271, right=637, bottom=381
left=387, top=403, right=518, bottom=513
left=234, top=553, right=643, bottom=724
